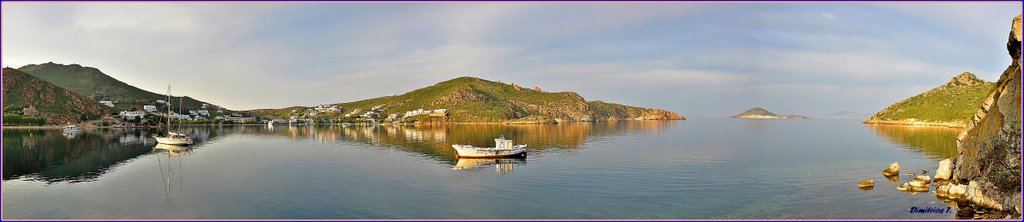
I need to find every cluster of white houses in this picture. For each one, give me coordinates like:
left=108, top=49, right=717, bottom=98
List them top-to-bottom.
left=108, top=100, right=253, bottom=122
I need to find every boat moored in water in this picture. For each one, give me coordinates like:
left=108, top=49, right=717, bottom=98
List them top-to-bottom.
left=451, top=135, right=527, bottom=158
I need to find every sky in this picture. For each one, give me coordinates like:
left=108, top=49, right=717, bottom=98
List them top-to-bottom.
left=2, top=2, right=1021, bottom=117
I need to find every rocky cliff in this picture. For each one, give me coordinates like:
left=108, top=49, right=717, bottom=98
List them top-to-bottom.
left=945, top=14, right=1022, bottom=219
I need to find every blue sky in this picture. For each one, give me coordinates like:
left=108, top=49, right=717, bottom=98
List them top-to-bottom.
left=2, top=2, right=1020, bottom=117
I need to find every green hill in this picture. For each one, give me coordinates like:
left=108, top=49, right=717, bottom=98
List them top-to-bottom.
left=17, top=62, right=228, bottom=112
left=2, top=68, right=110, bottom=124
left=864, top=72, right=995, bottom=127
left=253, top=77, right=683, bottom=123
left=731, top=107, right=807, bottom=119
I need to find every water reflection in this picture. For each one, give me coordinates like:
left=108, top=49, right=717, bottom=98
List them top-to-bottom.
left=253, top=121, right=673, bottom=164
left=3, top=122, right=673, bottom=180
left=867, top=124, right=961, bottom=160
left=2, top=128, right=223, bottom=183
left=152, top=144, right=191, bottom=203
left=452, top=157, right=526, bottom=174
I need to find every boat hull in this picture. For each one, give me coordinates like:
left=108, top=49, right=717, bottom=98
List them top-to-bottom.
left=154, top=136, right=193, bottom=145
left=451, top=144, right=527, bottom=158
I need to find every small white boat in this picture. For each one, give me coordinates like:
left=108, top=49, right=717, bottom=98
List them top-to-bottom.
left=62, top=124, right=80, bottom=132
left=451, top=135, right=527, bottom=158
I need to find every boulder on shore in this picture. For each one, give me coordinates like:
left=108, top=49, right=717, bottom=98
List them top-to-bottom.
left=934, top=159, right=953, bottom=182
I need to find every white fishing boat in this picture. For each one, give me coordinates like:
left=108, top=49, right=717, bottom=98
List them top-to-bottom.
left=154, top=85, right=193, bottom=145
left=62, top=123, right=80, bottom=132
left=451, top=135, right=527, bottom=158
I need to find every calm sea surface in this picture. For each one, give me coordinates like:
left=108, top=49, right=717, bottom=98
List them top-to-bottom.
left=2, top=119, right=963, bottom=219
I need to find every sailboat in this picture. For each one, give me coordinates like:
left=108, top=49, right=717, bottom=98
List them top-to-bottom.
left=154, top=85, right=193, bottom=145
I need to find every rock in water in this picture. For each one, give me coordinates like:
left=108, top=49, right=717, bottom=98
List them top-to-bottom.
left=945, top=14, right=1022, bottom=218
left=934, top=159, right=953, bottom=181
left=881, top=162, right=900, bottom=177
left=913, top=175, right=932, bottom=185
left=858, top=180, right=875, bottom=190
left=908, top=181, right=929, bottom=192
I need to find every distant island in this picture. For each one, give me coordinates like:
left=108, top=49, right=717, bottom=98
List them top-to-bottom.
left=863, top=72, right=994, bottom=128
left=253, top=76, right=684, bottom=124
left=731, top=107, right=808, bottom=119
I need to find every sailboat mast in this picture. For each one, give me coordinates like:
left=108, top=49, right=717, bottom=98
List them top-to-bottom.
left=167, top=85, right=171, bottom=130
left=179, top=96, right=183, bottom=132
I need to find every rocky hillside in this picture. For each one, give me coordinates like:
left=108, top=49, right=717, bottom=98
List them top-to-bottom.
left=940, top=14, right=1021, bottom=219
left=17, top=62, right=227, bottom=112
left=2, top=68, right=110, bottom=124
left=864, top=72, right=994, bottom=127
left=257, top=77, right=684, bottom=123
left=587, top=100, right=683, bottom=121
left=731, top=107, right=807, bottom=119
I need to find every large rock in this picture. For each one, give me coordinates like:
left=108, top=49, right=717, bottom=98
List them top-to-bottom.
left=947, top=14, right=1022, bottom=218
left=934, top=158, right=953, bottom=181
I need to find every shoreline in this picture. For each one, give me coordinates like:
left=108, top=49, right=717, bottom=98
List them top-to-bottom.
left=2, top=119, right=684, bottom=129
left=862, top=119, right=965, bottom=128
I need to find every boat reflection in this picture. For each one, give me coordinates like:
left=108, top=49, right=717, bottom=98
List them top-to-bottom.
left=152, top=144, right=191, bottom=203
left=452, top=157, right=526, bottom=174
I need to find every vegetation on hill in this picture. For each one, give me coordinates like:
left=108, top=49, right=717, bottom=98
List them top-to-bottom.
left=17, top=62, right=227, bottom=112
left=2, top=68, right=111, bottom=124
left=865, top=72, right=994, bottom=127
left=252, top=77, right=683, bottom=123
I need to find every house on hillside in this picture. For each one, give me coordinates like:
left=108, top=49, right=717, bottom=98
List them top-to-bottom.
left=99, top=100, right=115, bottom=107
left=143, top=105, right=158, bottom=112
left=119, top=111, right=146, bottom=119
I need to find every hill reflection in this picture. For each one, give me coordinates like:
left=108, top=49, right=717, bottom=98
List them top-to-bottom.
left=867, top=124, right=961, bottom=160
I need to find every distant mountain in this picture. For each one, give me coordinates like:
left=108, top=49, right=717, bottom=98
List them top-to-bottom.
left=17, top=62, right=229, bottom=112
left=2, top=68, right=110, bottom=124
left=864, top=72, right=994, bottom=127
left=253, top=76, right=683, bottom=123
left=731, top=107, right=808, bottom=119
left=821, top=111, right=871, bottom=119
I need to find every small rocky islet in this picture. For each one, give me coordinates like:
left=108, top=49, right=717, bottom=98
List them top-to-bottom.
left=730, top=107, right=808, bottom=119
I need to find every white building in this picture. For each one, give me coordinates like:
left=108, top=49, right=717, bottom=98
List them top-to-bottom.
left=156, top=100, right=167, bottom=104
left=99, top=101, right=115, bottom=107
left=314, top=104, right=342, bottom=112
left=143, top=105, right=158, bottom=112
left=196, top=110, right=210, bottom=116
left=119, top=111, right=146, bottom=119
left=169, top=113, right=192, bottom=120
